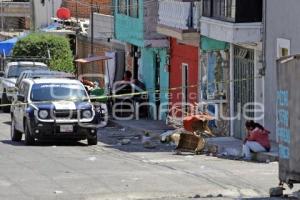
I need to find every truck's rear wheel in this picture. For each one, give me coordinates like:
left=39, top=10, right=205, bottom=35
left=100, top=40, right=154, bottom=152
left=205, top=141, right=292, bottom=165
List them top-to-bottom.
left=1, top=92, right=10, bottom=113
left=11, top=117, right=22, bottom=142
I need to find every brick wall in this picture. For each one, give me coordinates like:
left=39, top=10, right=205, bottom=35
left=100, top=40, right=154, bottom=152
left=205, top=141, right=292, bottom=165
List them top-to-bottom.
left=62, top=0, right=112, bottom=19
left=76, top=36, right=113, bottom=87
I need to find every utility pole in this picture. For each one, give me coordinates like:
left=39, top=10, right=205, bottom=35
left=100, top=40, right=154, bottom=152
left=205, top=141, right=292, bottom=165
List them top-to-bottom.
left=1, top=0, right=4, bottom=32
left=31, top=0, right=36, bottom=31
left=52, top=0, right=55, bottom=18
left=75, top=0, right=78, bottom=24
left=90, top=0, right=94, bottom=57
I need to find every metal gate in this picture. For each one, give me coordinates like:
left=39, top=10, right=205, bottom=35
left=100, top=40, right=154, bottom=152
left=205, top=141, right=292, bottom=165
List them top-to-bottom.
left=233, top=46, right=255, bottom=139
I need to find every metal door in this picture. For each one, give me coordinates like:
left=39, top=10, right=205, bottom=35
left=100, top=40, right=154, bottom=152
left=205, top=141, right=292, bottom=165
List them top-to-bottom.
left=233, top=46, right=255, bottom=139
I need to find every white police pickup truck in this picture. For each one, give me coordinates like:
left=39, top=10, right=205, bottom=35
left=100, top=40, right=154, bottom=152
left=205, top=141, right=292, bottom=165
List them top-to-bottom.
left=0, top=61, right=48, bottom=112
left=11, top=78, right=99, bottom=145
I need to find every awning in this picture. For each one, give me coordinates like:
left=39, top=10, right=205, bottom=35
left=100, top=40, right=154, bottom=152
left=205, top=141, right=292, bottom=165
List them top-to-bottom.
left=201, top=36, right=229, bottom=52
left=0, top=37, right=18, bottom=56
left=75, top=56, right=112, bottom=64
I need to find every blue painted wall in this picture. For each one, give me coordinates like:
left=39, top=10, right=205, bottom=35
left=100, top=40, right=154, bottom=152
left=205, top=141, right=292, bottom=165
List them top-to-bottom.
left=114, top=0, right=169, bottom=120
left=140, top=48, right=169, bottom=120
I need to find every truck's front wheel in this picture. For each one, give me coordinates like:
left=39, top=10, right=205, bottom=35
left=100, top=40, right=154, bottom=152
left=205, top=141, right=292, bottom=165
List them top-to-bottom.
left=24, top=122, right=35, bottom=145
left=87, top=135, right=97, bottom=145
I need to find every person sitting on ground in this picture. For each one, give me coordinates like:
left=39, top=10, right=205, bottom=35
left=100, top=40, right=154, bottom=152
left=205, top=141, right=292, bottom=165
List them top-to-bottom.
left=242, top=120, right=271, bottom=160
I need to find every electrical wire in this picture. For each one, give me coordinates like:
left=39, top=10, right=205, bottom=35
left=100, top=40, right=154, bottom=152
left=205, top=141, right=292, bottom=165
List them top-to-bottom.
left=62, top=0, right=158, bottom=9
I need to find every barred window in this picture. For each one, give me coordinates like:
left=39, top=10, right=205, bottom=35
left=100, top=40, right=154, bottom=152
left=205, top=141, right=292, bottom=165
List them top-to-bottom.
left=118, top=0, right=127, bottom=15
left=129, top=0, right=139, bottom=18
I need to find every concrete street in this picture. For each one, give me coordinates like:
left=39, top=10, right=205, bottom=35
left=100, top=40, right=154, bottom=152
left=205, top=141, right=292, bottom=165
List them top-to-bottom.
left=0, top=112, right=297, bottom=200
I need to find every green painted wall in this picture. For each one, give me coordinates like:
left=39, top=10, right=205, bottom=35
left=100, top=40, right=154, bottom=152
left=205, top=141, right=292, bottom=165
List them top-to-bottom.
left=114, top=0, right=144, bottom=46
left=201, top=36, right=229, bottom=52
left=140, top=48, right=169, bottom=120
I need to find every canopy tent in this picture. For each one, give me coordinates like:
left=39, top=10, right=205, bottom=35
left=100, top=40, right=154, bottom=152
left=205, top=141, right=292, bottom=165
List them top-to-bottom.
left=0, top=37, right=18, bottom=56
left=75, top=55, right=114, bottom=94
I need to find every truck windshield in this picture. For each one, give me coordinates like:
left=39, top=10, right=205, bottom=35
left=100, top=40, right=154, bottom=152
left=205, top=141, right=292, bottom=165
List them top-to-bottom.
left=8, top=66, right=48, bottom=78
left=30, top=83, right=88, bottom=102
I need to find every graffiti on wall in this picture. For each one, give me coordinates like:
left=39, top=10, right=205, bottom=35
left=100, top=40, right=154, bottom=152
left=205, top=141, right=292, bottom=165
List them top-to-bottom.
left=276, top=90, right=290, bottom=159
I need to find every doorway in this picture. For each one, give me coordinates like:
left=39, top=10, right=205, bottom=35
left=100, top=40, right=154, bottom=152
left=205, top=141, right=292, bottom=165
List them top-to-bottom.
left=233, top=46, right=255, bottom=139
left=154, top=54, right=161, bottom=119
left=182, top=63, right=188, bottom=115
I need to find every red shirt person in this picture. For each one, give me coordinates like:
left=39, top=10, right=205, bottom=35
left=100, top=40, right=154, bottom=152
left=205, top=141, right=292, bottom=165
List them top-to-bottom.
left=242, top=120, right=271, bottom=160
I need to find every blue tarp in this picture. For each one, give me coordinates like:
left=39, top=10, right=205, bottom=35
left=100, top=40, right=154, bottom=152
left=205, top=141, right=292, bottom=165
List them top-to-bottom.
left=41, top=23, right=61, bottom=32
left=0, top=37, right=18, bottom=56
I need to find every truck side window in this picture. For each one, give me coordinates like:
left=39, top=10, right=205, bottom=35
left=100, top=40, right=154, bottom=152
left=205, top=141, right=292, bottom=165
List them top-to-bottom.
left=18, top=83, right=25, bottom=95
left=23, top=84, right=30, bottom=100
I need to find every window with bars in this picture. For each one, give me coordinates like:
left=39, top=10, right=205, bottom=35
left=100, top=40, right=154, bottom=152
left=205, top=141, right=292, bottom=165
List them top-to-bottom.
left=118, top=0, right=139, bottom=18
left=118, top=0, right=127, bottom=15
left=129, top=0, right=139, bottom=18
left=203, top=0, right=236, bottom=21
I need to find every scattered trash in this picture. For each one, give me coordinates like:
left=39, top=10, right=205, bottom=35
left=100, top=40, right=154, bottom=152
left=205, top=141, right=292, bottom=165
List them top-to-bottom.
left=120, top=128, right=126, bottom=132
left=160, top=130, right=176, bottom=142
left=142, top=133, right=159, bottom=149
left=170, top=133, right=181, bottom=146
left=176, top=133, right=205, bottom=154
left=142, top=135, right=151, bottom=144
left=133, top=136, right=140, bottom=140
left=121, top=139, right=131, bottom=145
left=143, top=141, right=157, bottom=149
left=116, top=143, right=122, bottom=146
left=205, top=144, right=218, bottom=155
left=52, top=145, right=57, bottom=148
left=220, top=147, right=241, bottom=157
left=175, top=150, right=182, bottom=155
left=185, top=155, right=194, bottom=159
left=87, top=156, right=97, bottom=161
left=200, top=165, right=205, bottom=169
left=269, top=187, right=284, bottom=197
left=54, top=190, right=63, bottom=194
left=193, top=194, right=201, bottom=198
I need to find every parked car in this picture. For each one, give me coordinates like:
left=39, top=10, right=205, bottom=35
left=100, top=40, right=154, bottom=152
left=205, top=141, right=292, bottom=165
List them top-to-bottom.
left=0, top=62, right=49, bottom=112
left=15, top=70, right=75, bottom=88
left=10, top=78, right=98, bottom=145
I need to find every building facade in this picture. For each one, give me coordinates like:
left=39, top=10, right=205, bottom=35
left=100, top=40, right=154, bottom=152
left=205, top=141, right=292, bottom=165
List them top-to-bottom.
left=76, top=0, right=126, bottom=88
left=114, top=0, right=169, bottom=120
left=157, top=0, right=201, bottom=119
left=200, top=0, right=263, bottom=138
left=264, top=0, right=300, bottom=142
left=0, top=1, right=31, bottom=31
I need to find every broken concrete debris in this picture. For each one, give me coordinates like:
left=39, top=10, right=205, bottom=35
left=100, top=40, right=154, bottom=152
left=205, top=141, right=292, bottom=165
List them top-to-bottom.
left=121, top=139, right=131, bottom=145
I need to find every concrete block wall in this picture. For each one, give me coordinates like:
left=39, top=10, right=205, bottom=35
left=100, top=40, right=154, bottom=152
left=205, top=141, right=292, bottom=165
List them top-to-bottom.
left=76, top=36, right=111, bottom=86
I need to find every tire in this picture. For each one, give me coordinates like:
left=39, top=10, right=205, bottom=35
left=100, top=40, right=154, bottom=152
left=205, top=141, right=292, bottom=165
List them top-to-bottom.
left=1, top=92, right=11, bottom=113
left=11, top=117, right=22, bottom=142
left=24, top=122, right=35, bottom=145
left=87, top=135, right=97, bottom=145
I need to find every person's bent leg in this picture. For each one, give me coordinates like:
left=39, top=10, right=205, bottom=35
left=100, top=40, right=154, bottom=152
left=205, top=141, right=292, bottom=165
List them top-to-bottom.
left=246, top=141, right=266, bottom=153
left=242, top=142, right=251, bottom=159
